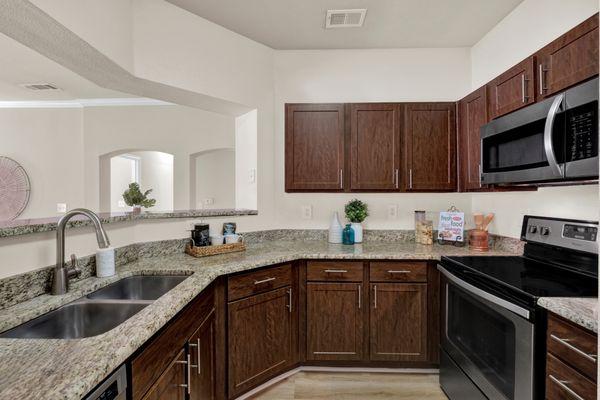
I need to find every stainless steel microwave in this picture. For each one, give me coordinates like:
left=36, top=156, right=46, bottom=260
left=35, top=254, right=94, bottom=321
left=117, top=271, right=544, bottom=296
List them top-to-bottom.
left=481, top=77, right=598, bottom=185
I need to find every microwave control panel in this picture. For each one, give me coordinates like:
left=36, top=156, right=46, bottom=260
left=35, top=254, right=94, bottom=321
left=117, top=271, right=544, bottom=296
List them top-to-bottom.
left=567, top=103, right=598, bottom=161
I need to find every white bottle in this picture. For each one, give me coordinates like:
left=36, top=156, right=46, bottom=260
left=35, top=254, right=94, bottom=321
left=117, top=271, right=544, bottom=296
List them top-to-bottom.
left=328, top=212, right=343, bottom=243
left=96, top=246, right=116, bottom=277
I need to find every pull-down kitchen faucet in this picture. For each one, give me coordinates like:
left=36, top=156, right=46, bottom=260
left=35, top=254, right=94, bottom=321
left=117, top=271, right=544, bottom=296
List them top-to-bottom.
left=52, top=208, right=110, bottom=295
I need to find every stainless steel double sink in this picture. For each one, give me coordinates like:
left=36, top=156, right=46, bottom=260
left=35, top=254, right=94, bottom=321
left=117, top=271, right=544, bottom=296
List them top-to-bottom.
left=0, top=275, right=188, bottom=339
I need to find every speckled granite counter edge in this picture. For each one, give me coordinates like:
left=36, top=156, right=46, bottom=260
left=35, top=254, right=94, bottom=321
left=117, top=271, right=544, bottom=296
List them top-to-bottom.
left=0, top=208, right=258, bottom=238
left=538, top=297, right=598, bottom=333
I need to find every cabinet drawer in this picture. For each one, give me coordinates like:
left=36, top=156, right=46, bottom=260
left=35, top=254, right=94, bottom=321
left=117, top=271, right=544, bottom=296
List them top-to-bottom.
left=307, top=261, right=363, bottom=282
left=369, top=261, right=427, bottom=282
left=228, top=264, right=292, bottom=301
left=547, top=313, right=597, bottom=381
left=546, top=353, right=596, bottom=400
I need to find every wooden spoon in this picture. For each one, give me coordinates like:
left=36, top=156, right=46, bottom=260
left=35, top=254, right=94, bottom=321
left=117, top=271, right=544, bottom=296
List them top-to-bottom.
left=473, top=213, right=484, bottom=230
left=482, top=213, right=494, bottom=231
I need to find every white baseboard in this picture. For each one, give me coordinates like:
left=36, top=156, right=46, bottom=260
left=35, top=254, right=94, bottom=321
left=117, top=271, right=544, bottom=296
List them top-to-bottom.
left=234, top=366, right=440, bottom=399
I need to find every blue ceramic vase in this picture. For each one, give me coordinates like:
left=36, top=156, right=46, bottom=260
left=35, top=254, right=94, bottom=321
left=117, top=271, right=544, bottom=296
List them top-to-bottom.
left=342, top=224, right=355, bottom=245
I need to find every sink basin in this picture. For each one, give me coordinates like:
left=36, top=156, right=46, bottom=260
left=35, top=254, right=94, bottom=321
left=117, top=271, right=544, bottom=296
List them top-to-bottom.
left=87, top=275, right=188, bottom=301
left=0, top=301, right=148, bottom=339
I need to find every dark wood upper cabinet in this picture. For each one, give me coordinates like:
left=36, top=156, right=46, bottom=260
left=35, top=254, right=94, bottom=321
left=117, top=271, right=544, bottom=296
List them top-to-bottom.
left=537, top=13, right=599, bottom=99
left=488, top=57, right=535, bottom=119
left=457, top=87, right=488, bottom=191
left=285, top=103, right=345, bottom=191
left=349, top=103, right=401, bottom=190
left=403, top=103, right=456, bottom=191
left=306, top=282, right=364, bottom=361
left=369, top=283, right=428, bottom=362
left=228, top=286, right=293, bottom=398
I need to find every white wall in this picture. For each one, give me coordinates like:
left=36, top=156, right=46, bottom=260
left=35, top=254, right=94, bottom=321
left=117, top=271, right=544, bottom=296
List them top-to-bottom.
left=469, top=0, right=599, bottom=237
left=273, top=49, right=473, bottom=230
left=0, top=108, right=85, bottom=219
left=194, top=149, right=235, bottom=209
left=110, top=154, right=137, bottom=212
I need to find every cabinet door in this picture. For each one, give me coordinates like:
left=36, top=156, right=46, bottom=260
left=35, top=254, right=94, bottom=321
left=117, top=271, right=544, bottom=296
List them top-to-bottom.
left=537, top=14, right=599, bottom=98
left=488, top=57, right=535, bottom=119
left=457, top=87, right=488, bottom=191
left=285, top=103, right=345, bottom=191
left=350, top=103, right=401, bottom=190
left=404, top=103, right=456, bottom=191
left=306, top=282, right=364, bottom=361
left=370, top=283, right=428, bottom=362
left=228, top=286, right=293, bottom=397
left=189, top=310, right=216, bottom=400
left=141, top=349, right=187, bottom=400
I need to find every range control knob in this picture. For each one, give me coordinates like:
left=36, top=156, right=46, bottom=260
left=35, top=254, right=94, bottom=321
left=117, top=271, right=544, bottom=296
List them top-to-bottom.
left=528, top=225, right=538, bottom=234
left=540, top=226, right=551, bottom=236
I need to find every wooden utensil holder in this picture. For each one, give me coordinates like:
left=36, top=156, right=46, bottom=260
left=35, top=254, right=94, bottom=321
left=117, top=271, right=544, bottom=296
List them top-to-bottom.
left=469, top=229, right=489, bottom=252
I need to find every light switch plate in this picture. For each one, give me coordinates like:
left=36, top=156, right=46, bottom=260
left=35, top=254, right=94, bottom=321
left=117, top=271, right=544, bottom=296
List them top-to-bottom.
left=249, top=168, right=256, bottom=183
left=57, top=203, right=67, bottom=213
left=301, top=205, right=312, bottom=219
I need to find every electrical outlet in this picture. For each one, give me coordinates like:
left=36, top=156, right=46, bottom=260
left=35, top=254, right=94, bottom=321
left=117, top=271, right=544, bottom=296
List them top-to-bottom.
left=249, top=168, right=256, bottom=183
left=203, top=198, right=214, bottom=206
left=117, top=200, right=126, bottom=208
left=57, top=203, right=67, bottom=213
left=387, top=204, right=398, bottom=219
left=301, top=205, right=312, bottom=219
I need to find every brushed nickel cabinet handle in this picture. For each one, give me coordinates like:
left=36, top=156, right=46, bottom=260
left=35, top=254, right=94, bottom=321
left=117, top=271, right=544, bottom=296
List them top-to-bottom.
left=539, top=64, right=547, bottom=95
left=521, top=74, right=530, bottom=103
left=478, top=163, right=482, bottom=187
left=340, top=169, right=343, bottom=189
left=394, top=169, right=399, bottom=189
left=409, top=169, right=413, bottom=189
left=324, top=269, right=347, bottom=273
left=387, top=270, right=411, bottom=274
left=254, top=277, right=276, bottom=285
left=357, top=285, right=361, bottom=309
left=373, top=285, right=377, bottom=309
left=287, top=288, right=292, bottom=313
left=550, top=334, right=597, bottom=362
left=188, top=338, right=201, bottom=375
left=175, top=353, right=192, bottom=394
left=548, top=375, right=584, bottom=400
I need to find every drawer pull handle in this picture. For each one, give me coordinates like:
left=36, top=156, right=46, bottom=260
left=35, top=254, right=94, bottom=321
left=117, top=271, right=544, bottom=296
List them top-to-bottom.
left=324, top=269, right=347, bottom=273
left=387, top=270, right=411, bottom=274
left=254, top=277, right=276, bottom=285
left=287, top=288, right=292, bottom=313
left=550, top=334, right=597, bottom=363
left=188, top=338, right=201, bottom=375
left=548, top=375, right=584, bottom=400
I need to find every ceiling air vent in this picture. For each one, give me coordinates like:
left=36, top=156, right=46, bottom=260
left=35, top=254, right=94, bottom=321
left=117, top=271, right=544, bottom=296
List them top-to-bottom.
left=325, top=9, right=367, bottom=29
left=19, top=83, right=60, bottom=91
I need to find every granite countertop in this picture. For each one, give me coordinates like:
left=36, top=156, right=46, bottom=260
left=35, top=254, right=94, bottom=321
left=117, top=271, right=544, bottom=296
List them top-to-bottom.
left=0, top=240, right=515, bottom=399
left=538, top=297, right=598, bottom=333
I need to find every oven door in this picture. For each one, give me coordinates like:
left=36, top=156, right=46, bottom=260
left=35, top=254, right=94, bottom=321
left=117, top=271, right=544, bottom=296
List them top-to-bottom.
left=480, top=93, right=565, bottom=185
left=438, top=266, right=535, bottom=400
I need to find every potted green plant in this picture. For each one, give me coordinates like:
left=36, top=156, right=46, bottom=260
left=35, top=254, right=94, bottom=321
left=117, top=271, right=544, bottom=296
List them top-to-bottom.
left=122, top=182, right=156, bottom=214
left=345, top=199, right=368, bottom=243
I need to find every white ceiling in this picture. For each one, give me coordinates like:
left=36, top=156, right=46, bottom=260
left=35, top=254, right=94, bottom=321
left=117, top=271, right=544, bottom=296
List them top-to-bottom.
left=167, top=0, right=524, bottom=49
left=0, top=33, right=130, bottom=101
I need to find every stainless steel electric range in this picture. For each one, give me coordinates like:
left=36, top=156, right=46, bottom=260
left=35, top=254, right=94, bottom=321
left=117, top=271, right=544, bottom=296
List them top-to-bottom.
left=438, top=215, right=598, bottom=400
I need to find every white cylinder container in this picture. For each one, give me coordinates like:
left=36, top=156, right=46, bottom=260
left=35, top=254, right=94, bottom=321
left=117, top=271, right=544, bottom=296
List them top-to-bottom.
left=328, top=212, right=343, bottom=244
left=351, top=222, right=363, bottom=243
left=96, top=246, right=116, bottom=277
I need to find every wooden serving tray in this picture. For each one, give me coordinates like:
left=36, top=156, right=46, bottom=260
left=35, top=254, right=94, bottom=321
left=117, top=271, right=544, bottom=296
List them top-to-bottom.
left=185, top=241, right=246, bottom=258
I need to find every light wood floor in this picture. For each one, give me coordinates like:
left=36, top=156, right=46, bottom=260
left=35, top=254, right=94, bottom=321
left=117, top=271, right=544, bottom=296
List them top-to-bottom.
left=249, top=372, right=449, bottom=400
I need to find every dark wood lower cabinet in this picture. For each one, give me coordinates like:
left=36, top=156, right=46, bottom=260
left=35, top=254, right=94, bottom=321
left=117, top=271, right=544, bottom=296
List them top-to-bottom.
left=306, top=282, right=364, bottom=361
left=369, top=283, right=428, bottom=362
left=228, top=286, right=293, bottom=398
left=189, top=310, right=217, bottom=400
left=141, top=349, right=187, bottom=400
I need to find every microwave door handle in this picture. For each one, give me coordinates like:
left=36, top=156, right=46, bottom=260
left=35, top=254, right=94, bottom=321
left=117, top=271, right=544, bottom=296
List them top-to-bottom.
left=543, top=93, right=565, bottom=177
left=437, top=265, right=530, bottom=320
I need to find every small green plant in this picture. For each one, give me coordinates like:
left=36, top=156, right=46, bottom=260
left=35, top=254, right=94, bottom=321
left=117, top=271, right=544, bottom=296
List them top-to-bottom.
left=122, top=183, right=156, bottom=208
left=345, top=199, right=368, bottom=223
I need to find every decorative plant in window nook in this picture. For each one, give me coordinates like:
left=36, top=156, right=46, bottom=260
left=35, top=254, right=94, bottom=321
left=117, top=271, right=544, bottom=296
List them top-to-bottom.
left=122, top=183, right=156, bottom=214
left=345, top=199, right=368, bottom=243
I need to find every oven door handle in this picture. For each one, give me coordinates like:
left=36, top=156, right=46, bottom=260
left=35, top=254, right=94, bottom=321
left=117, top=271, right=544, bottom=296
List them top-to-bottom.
left=543, top=93, right=565, bottom=178
left=437, top=265, right=530, bottom=320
